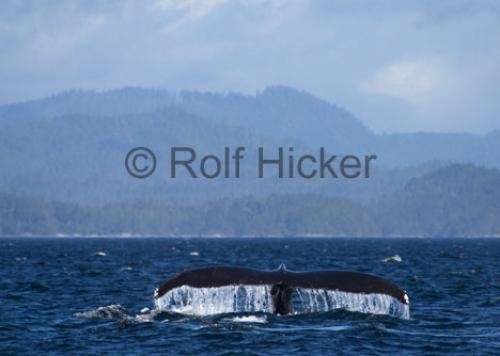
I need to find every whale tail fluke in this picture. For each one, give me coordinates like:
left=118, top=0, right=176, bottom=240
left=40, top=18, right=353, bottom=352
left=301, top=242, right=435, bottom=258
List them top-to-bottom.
left=154, top=265, right=409, bottom=317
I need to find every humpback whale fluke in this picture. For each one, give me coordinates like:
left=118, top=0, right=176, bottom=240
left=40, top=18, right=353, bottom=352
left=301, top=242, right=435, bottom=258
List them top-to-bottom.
left=154, top=265, right=409, bottom=316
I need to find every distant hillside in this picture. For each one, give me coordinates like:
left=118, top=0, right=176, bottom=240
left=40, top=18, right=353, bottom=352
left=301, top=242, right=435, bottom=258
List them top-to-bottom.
left=0, top=86, right=498, bottom=205
left=0, top=86, right=373, bottom=150
left=0, top=87, right=178, bottom=118
left=377, top=132, right=500, bottom=168
left=2, top=164, right=499, bottom=237
left=375, top=164, right=500, bottom=236
left=0, top=192, right=378, bottom=236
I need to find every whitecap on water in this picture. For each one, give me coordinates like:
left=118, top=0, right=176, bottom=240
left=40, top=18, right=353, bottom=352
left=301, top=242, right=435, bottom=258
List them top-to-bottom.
left=94, top=251, right=107, bottom=257
left=189, top=251, right=200, bottom=256
left=382, top=254, right=402, bottom=262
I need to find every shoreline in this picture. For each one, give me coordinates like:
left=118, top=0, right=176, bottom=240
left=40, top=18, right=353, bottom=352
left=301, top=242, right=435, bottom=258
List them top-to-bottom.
left=1, top=234, right=499, bottom=239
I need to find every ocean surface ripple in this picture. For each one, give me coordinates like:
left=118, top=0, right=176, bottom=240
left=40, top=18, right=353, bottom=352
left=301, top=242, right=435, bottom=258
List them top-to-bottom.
left=1, top=237, right=499, bottom=355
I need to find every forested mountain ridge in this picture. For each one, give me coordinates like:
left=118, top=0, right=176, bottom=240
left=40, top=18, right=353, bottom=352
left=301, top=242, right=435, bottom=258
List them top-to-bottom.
left=0, top=86, right=498, bottom=205
left=1, top=87, right=499, bottom=237
left=2, top=164, right=499, bottom=237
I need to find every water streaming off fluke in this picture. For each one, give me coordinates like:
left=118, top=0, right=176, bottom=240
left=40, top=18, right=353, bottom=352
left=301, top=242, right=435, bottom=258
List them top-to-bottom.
left=155, top=285, right=410, bottom=319
left=155, top=285, right=273, bottom=315
left=295, top=288, right=410, bottom=319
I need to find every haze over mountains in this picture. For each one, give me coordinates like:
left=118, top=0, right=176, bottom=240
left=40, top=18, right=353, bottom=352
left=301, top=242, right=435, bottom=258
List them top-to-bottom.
left=0, top=86, right=499, bottom=236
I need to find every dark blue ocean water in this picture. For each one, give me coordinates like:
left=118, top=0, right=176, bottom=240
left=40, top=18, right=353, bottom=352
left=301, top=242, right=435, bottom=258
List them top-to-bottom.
left=1, top=237, right=499, bottom=355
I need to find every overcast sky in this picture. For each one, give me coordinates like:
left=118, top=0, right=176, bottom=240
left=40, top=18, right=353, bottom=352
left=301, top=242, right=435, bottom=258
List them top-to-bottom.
left=1, top=0, right=500, bottom=133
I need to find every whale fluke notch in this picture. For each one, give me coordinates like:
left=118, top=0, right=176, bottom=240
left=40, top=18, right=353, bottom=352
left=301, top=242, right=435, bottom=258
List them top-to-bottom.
left=155, top=265, right=409, bottom=315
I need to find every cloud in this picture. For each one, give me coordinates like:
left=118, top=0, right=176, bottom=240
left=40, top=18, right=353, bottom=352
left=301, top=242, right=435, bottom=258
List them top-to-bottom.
left=0, top=0, right=499, bottom=133
left=155, top=0, right=231, bottom=34
left=417, top=0, right=500, bottom=26
left=362, top=60, right=443, bottom=103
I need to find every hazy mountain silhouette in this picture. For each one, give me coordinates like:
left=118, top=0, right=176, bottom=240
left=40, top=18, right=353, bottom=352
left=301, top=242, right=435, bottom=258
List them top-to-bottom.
left=0, top=86, right=498, bottom=206
left=2, top=164, right=499, bottom=237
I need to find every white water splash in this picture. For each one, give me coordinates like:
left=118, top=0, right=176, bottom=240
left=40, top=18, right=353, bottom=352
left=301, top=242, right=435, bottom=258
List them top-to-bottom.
left=155, top=285, right=410, bottom=319
left=75, top=304, right=161, bottom=323
left=75, top=304, right=128, bottom=320
left=231, top=315, right=268, bottom=323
